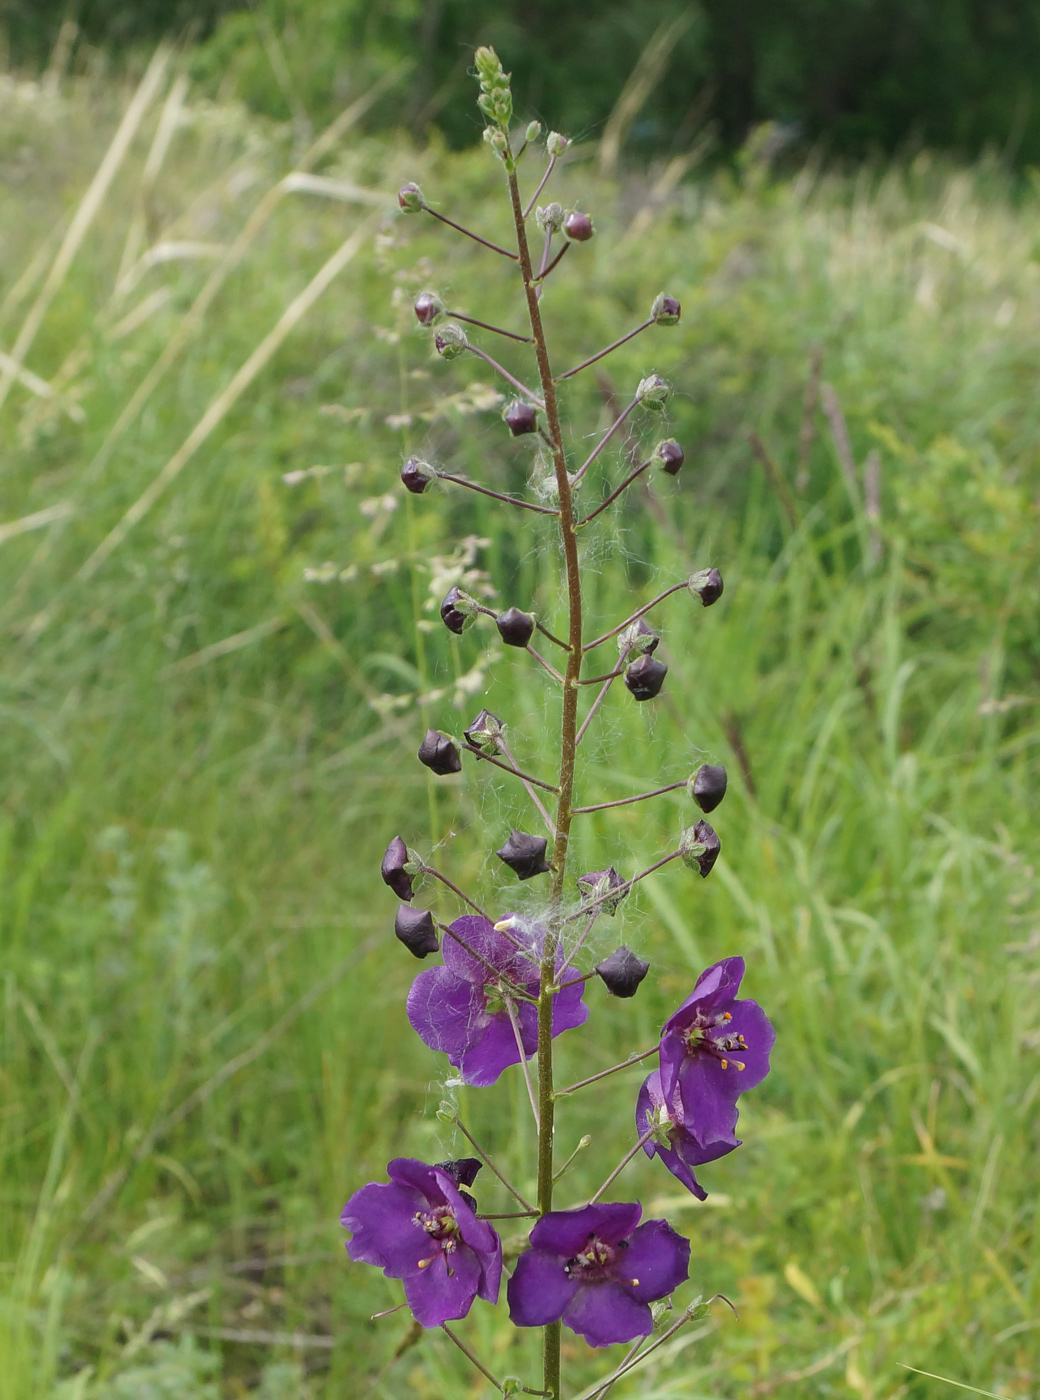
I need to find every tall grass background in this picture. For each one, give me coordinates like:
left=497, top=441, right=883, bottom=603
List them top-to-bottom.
left=0, top=45, right=1038, bottom=1400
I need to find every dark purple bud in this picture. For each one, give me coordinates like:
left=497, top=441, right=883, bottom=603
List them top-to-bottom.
left=398, top=182, right=425, bottom=213
left=563, top=210, right=594, bottom=242
left=414, top=291, right=443, bottom=326
left=651, top=294, right=682, bottom=326
left=434, top=324, right=468, bottom=360
left=637, top=374, right=670, bottom=411
left=504, top=400, right=538, bottom=436
left=655, top=440, right=684, bottom=476
left=401, top=456, right=436, bottom=494
left=689, top=568, right=723, bottom=606
left=440, top=586, right=478, bottom=634
left=496, top=607, right=534, bottom=647
left=617, top=617, right=659, bottom=665
left=624, top=653, right=668, bottom=701
left=464, top=708, right=505, bottom=754
left=418, top=728, right=462, bottom=776
left=690, top=763, right=727, bottom=814
left=680, top=819, right=721, bottom=878
left=496, top=829, right=551, bottom=880
left=381, top=835, right=416, bottom=900
left=577, top=866, right=628, bottom=915
left=394, top=905, right=439, bottom=958
left=595, top=946, right=651, bottom=998
left=435, top=1157, right=482, bottom=1189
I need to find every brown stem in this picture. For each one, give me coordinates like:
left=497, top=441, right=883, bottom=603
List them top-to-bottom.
left=506, top=138, right=583, bottom=1400
left=523, top=154, right=557, bottom=218
left=425, top=206, right=518, bottom=259
left=533, top=241, right=570, bottom=283
left=446, top=310, right=533, bottom=343
left=555, top=320, right=653, bottom=383
left=464, top=343, right=545, bottom=407
left=572, top=397, right=640, bottom=486
left=577, top=459, right=652, bottom=527
left=436, top=471, right=559, bottom=517
left=582, top=582, right=687, bottom=652
left=536, top=619, right=571, bottom=651
left=526, top=644, right=566, bottom=684
left=578, top=668, right=623, bottom=686
left=575, top=674, right=618, bottom=747
left=497, top=737, right=558, bottom=835
left=461, top=742, right=559, bottom=792
left=573, top=780, right=685, bottom=814
left=562, top=849, right=681, bottom=923
left=421, top=865, right=492, bottom=922
left=556, top=1047, right=657, bottom=1098
left=454, top=1117, right=535, bottom=1212
left=588, top=1128, right=657, bottom=1203
left=440, top=1324, right=506, bottom=1392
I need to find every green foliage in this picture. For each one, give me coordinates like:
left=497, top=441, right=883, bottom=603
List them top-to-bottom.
left=7, top=0, right=1040, bottom=164
left=0, top=62, right=1038, bottom=1400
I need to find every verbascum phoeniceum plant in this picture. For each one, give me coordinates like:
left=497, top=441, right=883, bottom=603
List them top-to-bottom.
left=343, top=48, right=775, bottom=1399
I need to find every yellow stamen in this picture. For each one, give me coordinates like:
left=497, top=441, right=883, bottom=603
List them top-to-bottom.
left=720, top=1058, right=728, bottom=1069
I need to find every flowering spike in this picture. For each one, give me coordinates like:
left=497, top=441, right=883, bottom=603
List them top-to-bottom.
left=474, top=46, right=513, bottom=128
left=397, top=182, right=426, bottom=213
left=563, top=210, right=594, bottom=242
left=414, top=291, right=444, bottom=326
left=651, top=294, right=682, bottom=326
left=504, top=400, right=538, bottom=436
left=655, top=439, right=684, bottom=476
left=401, top=456, right=436, bottom=494
left=689, top=568, right=723, bottom=606
left=440, top=586, right=478, bottom=635
left=496, top=607, right=535, bottom=648
left=624, top=654, right=668, bottom=701
left=464, top=708, right=505, bottom=753
left=418, top=729, right=463, bottom=776
left=690, top=764, right=728, bottom=813
left=679, top=819, right=720, bottom=877
left=496, top=830, right=551, bottom=880
left=382, top=835, right=418, bottom=900
left=577, top=866, right=628, bottom=915
left=395, top=905, right=440, bottom=958
left=595, top=946, right=650, bottom=997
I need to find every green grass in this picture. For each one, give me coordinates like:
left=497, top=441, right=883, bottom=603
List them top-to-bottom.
left=1, top=56, right=1039, bottom=1400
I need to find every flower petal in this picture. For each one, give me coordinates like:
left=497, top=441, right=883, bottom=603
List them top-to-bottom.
left=442, top=914, right=537, bottom=987
left=406, top=966, right=483, bottom=1058
left=552, top=973, right=590, bottom=1038
left=723, top=999, right=776, bottom=1089
left=458, top=1009, right=529, bottom=1087
left=675, top=1053, right=741, bottom=1147
left=341, top=1180, right=429, bottom=1276
left=530, top=1203, right=642, bottom=1256
left=620, top=1218, right=690, bottom=1303
left=402, top=1243, right=482, bottom=1326
left=507, top=1247, right=579, bottom=1327
left=563, top=1281, right=652, bottom=1347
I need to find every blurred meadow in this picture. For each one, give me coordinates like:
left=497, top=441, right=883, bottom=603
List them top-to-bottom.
left=1, top=36, right=1040, bottom=1400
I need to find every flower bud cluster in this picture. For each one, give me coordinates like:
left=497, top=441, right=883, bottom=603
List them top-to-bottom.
left=475, top=45, right=513, bottom=128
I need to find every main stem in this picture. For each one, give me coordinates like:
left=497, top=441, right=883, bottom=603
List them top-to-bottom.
left=506, top=153, right=582, bottom=1400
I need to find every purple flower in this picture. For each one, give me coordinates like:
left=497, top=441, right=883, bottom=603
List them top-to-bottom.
left=406, top=915, right=588, bottom=1086
left=658, top=957, right=775, bottom=1150
left=636, top=1069, right=737, bottom=1200
left=342, top=1158, right=501, bottom=1327
left=507, top=1203, right=689, bottom=1347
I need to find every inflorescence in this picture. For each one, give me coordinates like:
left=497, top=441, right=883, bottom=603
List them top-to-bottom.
left=341, top=45, right=774, bottom=1398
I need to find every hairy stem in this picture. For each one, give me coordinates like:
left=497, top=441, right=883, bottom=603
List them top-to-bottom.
left=506, top=139, right=583, bottom=1400
left=425, top=206, right=518, bottom=259
left=446, top=309, right=533, bottom=342
left=555, top=320, right=653, bottom=383
left=464, top=343, right=545, bottom=407
left=572, top=396, right=640, bottom=486
left=576, top=458, right=652, bottom=527
left=437, top=470, right=559, bottom=517
left=582, top=582, right=687, bottom=652
left=497, top=737, right=558, bottom=835
left=461, top=742, right=559, bottom=793
left=573, top=780, right=685, bottom=814
left=556, top=1046, right=657, bottom=1097
left=454, top=1117, right=535, bottom=1212
left=588, top=1128, right=656, bottom=1203
left=440, top=1324, right=506, bottom=1392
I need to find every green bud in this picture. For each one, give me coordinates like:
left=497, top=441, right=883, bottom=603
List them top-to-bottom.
left=473, top=46, right=513, bottom=127
left=525, top=120, right=542, bottom=142
left=483, top=126, right=509, bottom=159
left=546, top=131, right=569, bottom=156
left=397, top=182, right=426, bottom=214
left=536, top=202, right=565, bottom=233
left=651, top=293, right=682, bottom=325
left=434, top=323, right=468, bottom=360
left=637, top=374, right=670, bottom=410
left=436, top=1100, right=458, bottom=1123
left=502, top=1380, right=523, bottom=1397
